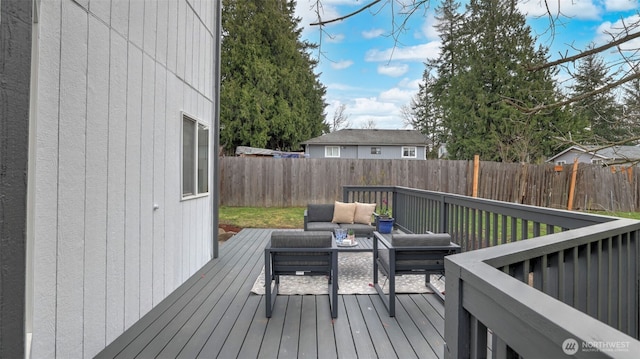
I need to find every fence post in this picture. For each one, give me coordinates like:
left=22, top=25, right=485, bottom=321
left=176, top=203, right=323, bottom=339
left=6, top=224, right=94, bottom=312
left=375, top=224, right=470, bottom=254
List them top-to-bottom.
left=473, top=155, right=479, bottom=197
left=567, top=158, right=579, bottom=210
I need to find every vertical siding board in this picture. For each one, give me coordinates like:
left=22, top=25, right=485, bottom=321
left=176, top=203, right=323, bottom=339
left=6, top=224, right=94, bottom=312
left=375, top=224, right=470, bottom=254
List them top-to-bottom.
left=89, top=0, right=111, bottom=23
left=110, top=0, right=129, bottom=38
left=127, top=0, right=143, bottom=48
left=143, top=0, right=157, bottom=57
left=156, top=0, right=168, bottom=66
left=166, top=0, right=178, bottom=73
left=176, top=0, right=186, bottom=80
left=32, top=1, right=61, bottom=357
left=57, top=3, right=88, bottom=357
left=185, top=9, right=194, bottom=86
left=84, top=16, right=110, bottom=358
left=106, top=30, right=128, bottom=343
left=124, top=43, right=142, bottom=328
left=139, top=53, right=156, bottom=315
left=153, top=64, right=167, bottom=305
left=167, top=73, right=183, bottom=289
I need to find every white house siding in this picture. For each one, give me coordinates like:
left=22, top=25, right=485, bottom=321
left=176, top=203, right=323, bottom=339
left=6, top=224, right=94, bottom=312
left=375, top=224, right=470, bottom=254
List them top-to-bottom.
left=30, top=1, right=216, bottom=358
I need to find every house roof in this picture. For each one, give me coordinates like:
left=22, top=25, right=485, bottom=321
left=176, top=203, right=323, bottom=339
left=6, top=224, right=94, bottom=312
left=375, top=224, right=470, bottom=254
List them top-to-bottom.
left=301, top=129, right=428, bottom=146
left=547, top=145, right=640, bottom=162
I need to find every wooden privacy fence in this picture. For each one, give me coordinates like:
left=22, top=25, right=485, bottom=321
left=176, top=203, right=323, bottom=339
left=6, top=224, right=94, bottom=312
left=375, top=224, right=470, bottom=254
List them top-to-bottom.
left=219, top=157, right=639, bottom=211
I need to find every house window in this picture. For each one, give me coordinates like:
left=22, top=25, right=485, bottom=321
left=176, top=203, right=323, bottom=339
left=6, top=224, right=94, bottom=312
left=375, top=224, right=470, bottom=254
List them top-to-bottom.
left=182, top=113, right=209, bottom=198
left=325, top=146, right=340, bottom=158
left=371, top=146, right=381, bottom=155
left=402, top=146, right=417, bottom=158
left=591, top=159, right=604, bottom=165
left=555, top=160, right=566, bottom=165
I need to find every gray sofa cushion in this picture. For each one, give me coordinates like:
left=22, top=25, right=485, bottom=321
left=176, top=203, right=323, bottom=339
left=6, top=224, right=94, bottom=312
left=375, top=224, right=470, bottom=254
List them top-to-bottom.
left=306, top=204, right=335, bottom=223
left=306, top=222, right=340, bottom=232
left=270, top=231, right=332, bottom=248
left=391, top=233, right=451, bottom=247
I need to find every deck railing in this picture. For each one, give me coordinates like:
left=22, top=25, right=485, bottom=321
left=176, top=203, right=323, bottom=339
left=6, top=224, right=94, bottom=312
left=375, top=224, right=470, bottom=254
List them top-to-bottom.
left=343, top=185, right=640, bottom=358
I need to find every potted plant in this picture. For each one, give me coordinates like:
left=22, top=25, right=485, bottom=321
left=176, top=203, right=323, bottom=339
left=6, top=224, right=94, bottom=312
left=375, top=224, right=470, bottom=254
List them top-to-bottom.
left=378, top=198, right=394, bottom=233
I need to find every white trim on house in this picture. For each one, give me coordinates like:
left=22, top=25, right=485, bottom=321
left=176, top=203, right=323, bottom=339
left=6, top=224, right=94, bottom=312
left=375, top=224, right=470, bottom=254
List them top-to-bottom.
left=181, top=111, right=210, bottom=200
left=325, top=146, right=340, bottom=158
left=402, top=146, right=417, bottom=158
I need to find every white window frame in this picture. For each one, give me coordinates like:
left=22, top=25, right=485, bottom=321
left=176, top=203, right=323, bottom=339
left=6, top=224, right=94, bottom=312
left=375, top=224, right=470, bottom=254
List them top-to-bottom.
left=181, top=112, right=210, bottom=200
left=325, top=146, right=340, bottom=158
left=371, top=146, right=381, bottom=155
left=402, top=146, right=417, bottom=158
left=591, top=159, right=604, bottom=165
left=555, top=160, right=566, bottom=165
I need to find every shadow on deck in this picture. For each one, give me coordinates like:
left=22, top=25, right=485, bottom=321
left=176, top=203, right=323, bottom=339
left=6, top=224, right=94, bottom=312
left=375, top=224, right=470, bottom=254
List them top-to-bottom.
left=96, top=228, right=446, bottom=358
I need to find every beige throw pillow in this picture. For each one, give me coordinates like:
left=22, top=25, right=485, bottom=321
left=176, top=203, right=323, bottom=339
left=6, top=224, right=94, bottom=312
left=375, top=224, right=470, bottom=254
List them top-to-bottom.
left=332, top=201, right=356, bottom=224
left=354, top=202, right=376, bottom=225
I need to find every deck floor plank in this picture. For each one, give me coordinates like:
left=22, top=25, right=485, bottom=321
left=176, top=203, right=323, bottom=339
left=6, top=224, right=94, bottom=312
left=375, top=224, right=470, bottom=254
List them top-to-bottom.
left=96, top=229, right=446, bottom=358
left=138, top=229, right=267, bottom=358
left=342, top=295, right=378, bottom=358
left=367, top=295, right=422, bottom=359
left=298, top=296, right=319, bottom=358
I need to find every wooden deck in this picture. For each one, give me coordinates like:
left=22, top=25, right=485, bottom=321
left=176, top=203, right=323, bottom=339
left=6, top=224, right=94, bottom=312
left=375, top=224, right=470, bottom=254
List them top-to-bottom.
left=96, top=229, right=446, bottom=358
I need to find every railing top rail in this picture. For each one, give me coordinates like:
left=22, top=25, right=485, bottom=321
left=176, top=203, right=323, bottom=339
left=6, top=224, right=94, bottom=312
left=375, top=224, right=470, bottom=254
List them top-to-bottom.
left=345, top=185, right=617, bottom=228
left=453, top=217, right=640, bottom=269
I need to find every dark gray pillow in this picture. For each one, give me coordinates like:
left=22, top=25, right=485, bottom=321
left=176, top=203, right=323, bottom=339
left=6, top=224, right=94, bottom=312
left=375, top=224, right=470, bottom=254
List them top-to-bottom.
left=307, top=204, right=335, bottom=223
left=271, top=231, right=332, bottom=248
left=391, top=233, right=451, bottom=247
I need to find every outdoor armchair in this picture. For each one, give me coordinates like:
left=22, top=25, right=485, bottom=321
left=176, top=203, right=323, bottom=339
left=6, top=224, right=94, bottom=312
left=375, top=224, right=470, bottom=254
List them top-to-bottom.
left=264, top=231, right=338, bottom=318
left=373, top=232, right=461, bottom=316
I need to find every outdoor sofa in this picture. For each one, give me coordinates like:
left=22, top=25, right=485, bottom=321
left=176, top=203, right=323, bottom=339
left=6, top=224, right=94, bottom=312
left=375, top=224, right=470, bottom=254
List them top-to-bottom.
left=304, top=202, right=377, bottom=237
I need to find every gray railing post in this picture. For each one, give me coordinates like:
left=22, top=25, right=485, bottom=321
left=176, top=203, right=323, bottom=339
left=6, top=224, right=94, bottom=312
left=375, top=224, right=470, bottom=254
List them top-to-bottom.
left=440, top=194, right=447, bottom=234
left=444, top=259, right=471, bottom=359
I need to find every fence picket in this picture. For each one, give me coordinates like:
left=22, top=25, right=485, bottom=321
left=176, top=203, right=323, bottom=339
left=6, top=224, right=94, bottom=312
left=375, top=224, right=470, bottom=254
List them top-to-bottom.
left=219, top=157, right=638, bottom=211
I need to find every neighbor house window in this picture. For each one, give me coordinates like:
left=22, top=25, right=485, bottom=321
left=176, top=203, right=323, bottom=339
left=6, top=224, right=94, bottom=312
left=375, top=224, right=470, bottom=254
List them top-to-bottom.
left=182, top=113, right=209, bottom=198
left=325, top=146, right=340, bottom=158
left=371, top=146, right=381, bottom=155
left=402, top=146, right=417, bottom=158
left=591, top=159, right=604, bottom=165
left=555, top=160, right=566, bottom=165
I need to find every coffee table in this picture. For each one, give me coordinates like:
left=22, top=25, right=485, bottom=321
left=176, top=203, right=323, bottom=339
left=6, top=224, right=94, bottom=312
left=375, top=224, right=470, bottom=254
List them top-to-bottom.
left=336, top=236, right=373, bottom=252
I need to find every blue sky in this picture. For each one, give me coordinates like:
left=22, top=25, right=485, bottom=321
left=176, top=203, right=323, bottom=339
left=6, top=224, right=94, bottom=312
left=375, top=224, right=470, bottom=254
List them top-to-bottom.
left=294, top=0, right=640, bottom=129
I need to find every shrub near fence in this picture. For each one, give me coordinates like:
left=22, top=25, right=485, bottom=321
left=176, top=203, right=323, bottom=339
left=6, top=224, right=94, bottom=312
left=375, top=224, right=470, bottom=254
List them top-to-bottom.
left=219, top=157, right=639, bottom=211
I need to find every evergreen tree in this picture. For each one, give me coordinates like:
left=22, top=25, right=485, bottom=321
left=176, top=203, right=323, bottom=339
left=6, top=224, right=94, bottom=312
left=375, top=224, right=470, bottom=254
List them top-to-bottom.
left=220, top=0, right=327, bottom=153
left=427, top=0, right=574, bottom=162
left=569, top=47, right=623, bottom=144
left=403, top=67, right=444, bottom=158
left=621, top=75, right=640, bottom=142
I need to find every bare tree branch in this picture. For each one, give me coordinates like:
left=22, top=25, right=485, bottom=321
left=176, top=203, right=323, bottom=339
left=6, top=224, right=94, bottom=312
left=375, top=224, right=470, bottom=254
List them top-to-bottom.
left=310, top=0, right=383, bottom=26
left=529, top=30, right=640, bottom=71
left=504, top=71, right=640, bottom=114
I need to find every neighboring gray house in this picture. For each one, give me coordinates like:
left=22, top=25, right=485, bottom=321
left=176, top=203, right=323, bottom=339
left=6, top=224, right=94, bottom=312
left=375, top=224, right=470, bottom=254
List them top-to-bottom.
left=1, top=1, right=220, bottom=358
left=302, top=129, right=429, bottom=159
left=547, top=145, right=640, bottom=166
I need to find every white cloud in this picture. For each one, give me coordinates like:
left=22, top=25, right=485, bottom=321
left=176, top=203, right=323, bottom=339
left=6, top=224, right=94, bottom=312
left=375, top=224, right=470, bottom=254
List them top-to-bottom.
left=517, top=0, right=600, bottom=20
left=606, top=0, right=639, bottom=11
left=420, top=12, right=439, bottom=41
left=596, top=14, right=640, bottom=49
left=363, top=28, right=385, bottom=39
left=326, top=33, right=346, bottom=43
left=365, top=42, right=441, bottom=62
left=331, top=60, right=354, bottom=70
left=378, top=64, right=409, bottom=77
left=398, top=77, right=422, bottom=90
left=379, top=87, right=415, bottom=102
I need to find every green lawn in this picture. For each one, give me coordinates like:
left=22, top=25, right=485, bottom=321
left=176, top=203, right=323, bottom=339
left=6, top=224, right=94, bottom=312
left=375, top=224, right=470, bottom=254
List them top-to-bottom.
left=218, top=206, right=640, bottom=231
